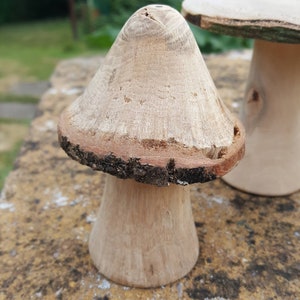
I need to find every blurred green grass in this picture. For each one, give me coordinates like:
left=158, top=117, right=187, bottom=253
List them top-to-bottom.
left=0, top=18, right=98, bottom=80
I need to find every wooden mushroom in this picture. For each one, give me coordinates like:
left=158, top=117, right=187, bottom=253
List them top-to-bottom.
left=182, top=0, right=300, bottom=196
left=58, top=5, right=245, bottom=288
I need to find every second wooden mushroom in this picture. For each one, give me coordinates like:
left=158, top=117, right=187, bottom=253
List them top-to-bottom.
left=182, top=0, right=300, bottom=196
left=58, top=5, right=245, bottom=288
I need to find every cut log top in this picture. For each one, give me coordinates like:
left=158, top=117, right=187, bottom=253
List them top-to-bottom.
left=182, top=0, right=300, bottom=43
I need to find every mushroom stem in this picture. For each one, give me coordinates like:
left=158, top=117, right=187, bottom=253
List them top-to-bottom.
left=224, top=40, right=300, bottom=195
left=89, top=175, right=199, bottom=287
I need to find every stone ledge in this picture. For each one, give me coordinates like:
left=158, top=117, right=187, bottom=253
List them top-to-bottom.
left=0, top=52, right=299, bottom=299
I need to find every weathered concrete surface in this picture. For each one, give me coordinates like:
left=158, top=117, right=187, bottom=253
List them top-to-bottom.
left=0, top=53, right=299, bottom=300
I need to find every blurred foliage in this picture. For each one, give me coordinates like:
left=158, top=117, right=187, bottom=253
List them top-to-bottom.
left=0, top=0, right=68, bottom=24
left=82, top=0, right=252, bottom=53
left=189, top=24, right=252, bottom=53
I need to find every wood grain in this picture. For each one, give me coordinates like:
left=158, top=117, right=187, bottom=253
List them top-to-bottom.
left=224, top=41, right=300, bottom=195
left=89, top=175, right=198, bottom=287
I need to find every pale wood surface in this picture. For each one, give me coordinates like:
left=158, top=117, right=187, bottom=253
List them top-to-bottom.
left=182, top=0, right=300, bottom=42
left=182, top=0, right=300, bottom=195
left=58, top=5, right=244, bottom=185
left=59, top=5, right=244, bottom=287
left=224, top=41, right=300, bottom=195
left=89, top=175, right=198, bottom=287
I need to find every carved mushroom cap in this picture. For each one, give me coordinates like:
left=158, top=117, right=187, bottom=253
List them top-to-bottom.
left=182, top=0, right=300, bottom=43
left=58, top=5, right=245, bottom=186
